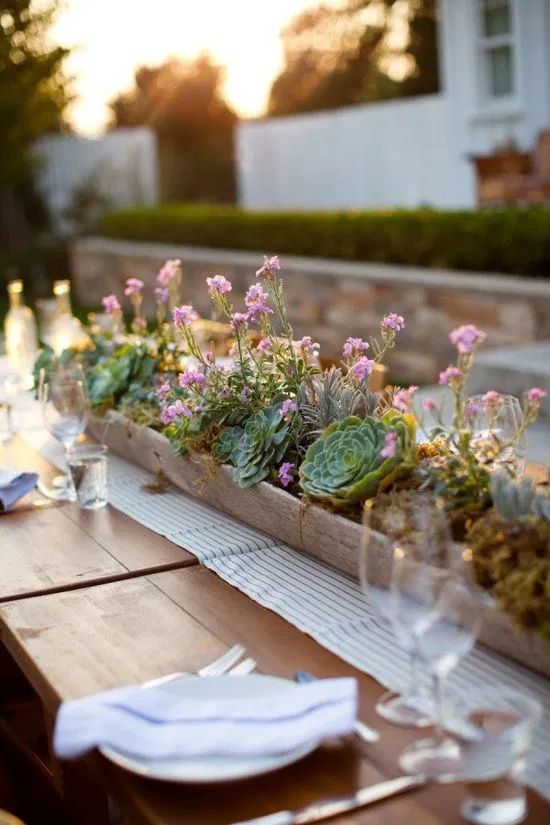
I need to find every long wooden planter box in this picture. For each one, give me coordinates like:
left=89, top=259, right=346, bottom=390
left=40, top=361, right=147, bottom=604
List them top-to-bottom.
left=89, top=412, right=550, bottom=680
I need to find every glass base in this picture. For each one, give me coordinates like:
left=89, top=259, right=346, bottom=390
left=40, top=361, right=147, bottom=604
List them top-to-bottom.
left=376, top=690, right=432, bottom=728
left=399, top=735, right=462, bottom=779
left=461, top=796, right=526, bottom=825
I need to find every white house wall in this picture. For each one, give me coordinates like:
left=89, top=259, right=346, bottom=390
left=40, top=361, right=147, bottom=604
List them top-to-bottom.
left=236, top=94, right=468, bottom=210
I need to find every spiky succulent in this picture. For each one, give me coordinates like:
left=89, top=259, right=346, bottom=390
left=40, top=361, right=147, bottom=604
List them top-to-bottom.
left=297, top=367, right=379, bottom=437
left=230, top=403, right=290, bottom=488
left=299, top=410, right=414, bottom=507
left=491, top=472, right=550, bottom=522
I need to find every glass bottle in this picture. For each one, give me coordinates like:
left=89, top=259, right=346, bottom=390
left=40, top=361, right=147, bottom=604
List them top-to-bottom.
left=4, top=279, right=38, bottom=389
left=47, top=280, right=88, bottom=355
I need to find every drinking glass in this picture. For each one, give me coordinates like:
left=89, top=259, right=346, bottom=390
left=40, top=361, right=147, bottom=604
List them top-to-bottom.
left=39, top=365, right=90, bottom=500
left=0, top=372, right=20, bottom=442
left=467, top=394, right=526, bottom=476
left=67, top=444, right=108, bottom=509
left=392, top=501, right=484, bottom=778
left=359, top=502, right=432, bottom=727
left=459, top=690, right=542, bottom=825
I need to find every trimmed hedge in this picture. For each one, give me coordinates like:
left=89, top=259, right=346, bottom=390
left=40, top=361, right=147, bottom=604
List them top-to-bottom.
left=98, top=205, right=550, bottom=278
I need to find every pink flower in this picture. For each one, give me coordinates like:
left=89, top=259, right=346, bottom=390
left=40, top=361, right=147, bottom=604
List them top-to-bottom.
left=256, top=255, right=281, bottom=277
left=157, top=259, right=181, bottom=286
left=206, top=274, right=232, bottom=296
left=124, top=278, right=144, bottom=296
left=245, top=283, right=272, bottom=321
left=155, top=286, right=169, bottom=304
left=102, top=294, right=121, bottom=314
left=173, top=305, right=198, bottom=328
left=231, top=312, right=248, bottom=331
left=381, top=313, right=405, bottom=332
left=132, top=316, right=147, bottom=332
left=449, top=324, right=487, bottom=354
left=296, top=336, right=320, bottom=361
left=342, top=337, right=369, bottom=359
left=256, top=338, right=272, bottom=353
left=350, top=356, right=375, bottom=381
left=439, top=366, right=463, bottom=386
left=178, top=370, right=206, bottom=389
left=155, top=381, right=170, bottom=402
left=392, top=386, right=418, bottom=413
left=525, top=387, right=547, bottom=403
left=482, top=390, right=503, bottom=406
left=422, top=397, right=437, bottom=412
left=280, top=399, right=298, bottom=419
left=160, top=400, right=192, bottom=424
left=464, top=402, right=482, bottom=418
left=380, top=430, right=397, bottom=459
left=278, top=461, right=295, bottom=488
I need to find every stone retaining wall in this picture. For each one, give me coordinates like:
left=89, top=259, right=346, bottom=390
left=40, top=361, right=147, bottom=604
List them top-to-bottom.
left=71, top=237, right=550, bottom=383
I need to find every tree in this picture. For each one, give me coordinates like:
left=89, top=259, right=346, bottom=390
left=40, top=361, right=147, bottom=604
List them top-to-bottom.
left=0, top=0, right=70, bottom=259
left=267, top=0, right=439, bottom=116
left=110, top=54, right=237, bottom=203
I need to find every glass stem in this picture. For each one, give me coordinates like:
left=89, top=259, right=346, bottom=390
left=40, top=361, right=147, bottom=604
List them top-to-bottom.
left=405, top=651, right=420, bottom=701
left=433, top=673, right=446, bottom=744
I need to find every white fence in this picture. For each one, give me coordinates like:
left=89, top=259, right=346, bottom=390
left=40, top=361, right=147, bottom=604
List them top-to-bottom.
left=236, top=94, right=475, bottom=210
left=33, top=128, right=158, bottom=233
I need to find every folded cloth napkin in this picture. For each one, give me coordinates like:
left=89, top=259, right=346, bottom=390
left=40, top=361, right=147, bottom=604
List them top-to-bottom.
left=0, top=469, right=38, bottom=511
left=54, top=676, right=357, bottom=761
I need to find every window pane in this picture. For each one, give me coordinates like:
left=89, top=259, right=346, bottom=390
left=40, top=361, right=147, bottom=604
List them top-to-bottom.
left=482, top=0, right=511, bottom=36
left=488, top=45, right=513, bottom=95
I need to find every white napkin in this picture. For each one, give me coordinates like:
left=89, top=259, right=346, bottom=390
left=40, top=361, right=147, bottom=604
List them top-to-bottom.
left=54, top=676, right=357, bottom=761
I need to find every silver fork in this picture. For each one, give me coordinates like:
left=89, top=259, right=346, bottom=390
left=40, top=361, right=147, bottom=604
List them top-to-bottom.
left=142, top=643, right=247, bottom=688
left=228, top=657, right=257, bottom=676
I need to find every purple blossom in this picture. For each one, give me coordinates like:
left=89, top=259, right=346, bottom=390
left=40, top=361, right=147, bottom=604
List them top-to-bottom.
left=256, top=255, right=281, bottom=278
left=157, top=259, right=181, bottom=286
left=206, top=274, right=232, bottom=296
left=124, top=278, right=144, bottom=296
left=244, top=283, right=272, bottom=321
left=155, top=286, right=169, bottom=304
left=102, top=294, right=121, bottom=314
left=173, top=305, right=198, bottom=328
left=231, top=312, right=249, bottom=332
left=381, top=313, right=405, bottom=333
left=449, top=324, right=487, bottom=354
left=295, top=336, right=320, bottom=361
left=343, top=337, right=369, bottom=359
left=256, top=338, right=272, bottom=353
left=350, top=356, right=375, bottom=382
left=439, top=366, right=463, bottom=386
left=178, top=370, right=206, bottom=389
left=155, top=381, right=170, bottom=402
left=392, top=385, right=418, bottom=413
left=240, top=386, right=252, bottom=402
left=525, top=387, right=547, bottom=402
left=482, top=390, right=503, bottom=406
left=422, top=397, right=437, bottom=413
left=280, top=399, right=298, bottom=419
left=160, top=400, right=192, bottom=424
left=464, top=402, right=482, bottom=418
left=380, top=430, right=397, bottom=459
left=278, top=462, right=295, bottom=488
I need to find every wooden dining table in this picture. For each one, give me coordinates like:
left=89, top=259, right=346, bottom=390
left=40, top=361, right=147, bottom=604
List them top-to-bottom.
left=0, top=437, right=549, bottom=825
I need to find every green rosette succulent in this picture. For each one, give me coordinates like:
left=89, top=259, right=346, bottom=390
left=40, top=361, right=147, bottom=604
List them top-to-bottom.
left=231, top=403, right=290, bottom=488
left=299, top=411, right=413, bottom=507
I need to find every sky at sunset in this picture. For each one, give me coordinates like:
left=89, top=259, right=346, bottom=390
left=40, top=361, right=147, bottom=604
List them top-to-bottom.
left=51, top=0, right=316, bottom=134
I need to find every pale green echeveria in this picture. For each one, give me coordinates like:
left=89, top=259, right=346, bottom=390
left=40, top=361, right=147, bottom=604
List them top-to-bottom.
left=231, top=403, right=290, bottom=488
left=299, top=411, right=413, bottom=507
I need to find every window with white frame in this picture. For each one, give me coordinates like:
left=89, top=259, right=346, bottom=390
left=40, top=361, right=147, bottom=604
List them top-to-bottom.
left=478, top=0, right=516, bottom=100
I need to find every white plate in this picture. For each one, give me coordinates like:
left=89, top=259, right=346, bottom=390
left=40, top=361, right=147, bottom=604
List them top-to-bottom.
left=100, top=673, right=321, bottom=783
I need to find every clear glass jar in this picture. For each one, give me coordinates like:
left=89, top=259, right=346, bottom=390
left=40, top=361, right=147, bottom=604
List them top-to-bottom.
left=4, top=279, right=38, bottom=389
left=46, top=280, right=88, bottom=355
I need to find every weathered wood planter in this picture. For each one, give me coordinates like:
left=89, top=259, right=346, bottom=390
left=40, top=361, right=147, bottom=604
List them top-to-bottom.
left=89, top=412, right=550, bottom=680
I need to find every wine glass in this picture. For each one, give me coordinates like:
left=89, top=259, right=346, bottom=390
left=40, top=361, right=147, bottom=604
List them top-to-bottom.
left=39, top=365, right=90, bottom=499
left=467, top=394, right=526, bottom=476
left=392, top=501, right=484, bottom=778
left=359, top=502, right=432, bottom=727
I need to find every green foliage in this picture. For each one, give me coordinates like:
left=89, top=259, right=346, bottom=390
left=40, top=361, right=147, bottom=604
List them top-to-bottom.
left=99, top=205, right=550, bottom=278
left=86, top=343, right=158, bottom=407
left=297, top=367, right=379, bottom=437
left=230, top=404, right=291, bottom=489
left=299, top=412, right=412, bottom=507
left=211, top=426, right=244, bottom=464
left=491, top=472, right=550, bottom=522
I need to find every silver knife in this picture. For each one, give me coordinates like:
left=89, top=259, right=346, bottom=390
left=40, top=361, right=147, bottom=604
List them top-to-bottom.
left=295, top=671, right=379, bottom=744
left=232, top=774, right=425, bottom=825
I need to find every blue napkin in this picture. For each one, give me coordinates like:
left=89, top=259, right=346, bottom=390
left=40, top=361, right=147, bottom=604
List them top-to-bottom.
left=0, top=469, right=38, bottom=511
left=54, top=675, right=357, bottom=761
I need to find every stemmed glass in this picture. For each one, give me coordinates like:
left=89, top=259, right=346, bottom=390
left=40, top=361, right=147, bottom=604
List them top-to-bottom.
left=39, top=364, right=90, bottom=500
left=467, top=394, right=526, bottom=476
left=392, top=500, right=485, bottom=778
left=359, top=502, right=432, bottom=727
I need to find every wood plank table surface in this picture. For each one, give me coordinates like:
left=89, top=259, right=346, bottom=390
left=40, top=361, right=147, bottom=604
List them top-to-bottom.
left=0, top=437, right=198, bottom=602
left=1, top=566, right=548, bottom=825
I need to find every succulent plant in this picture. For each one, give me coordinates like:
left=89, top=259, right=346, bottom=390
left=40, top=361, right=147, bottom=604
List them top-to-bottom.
left=297, top=367, right=379, bottom=437
left=231, top=403, right=290, bottom=488
left=298, top=411, right=414, bottom=507
left=211, top=426, right=244, bottom=463
left=491, top=472, right=550, bottom=522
